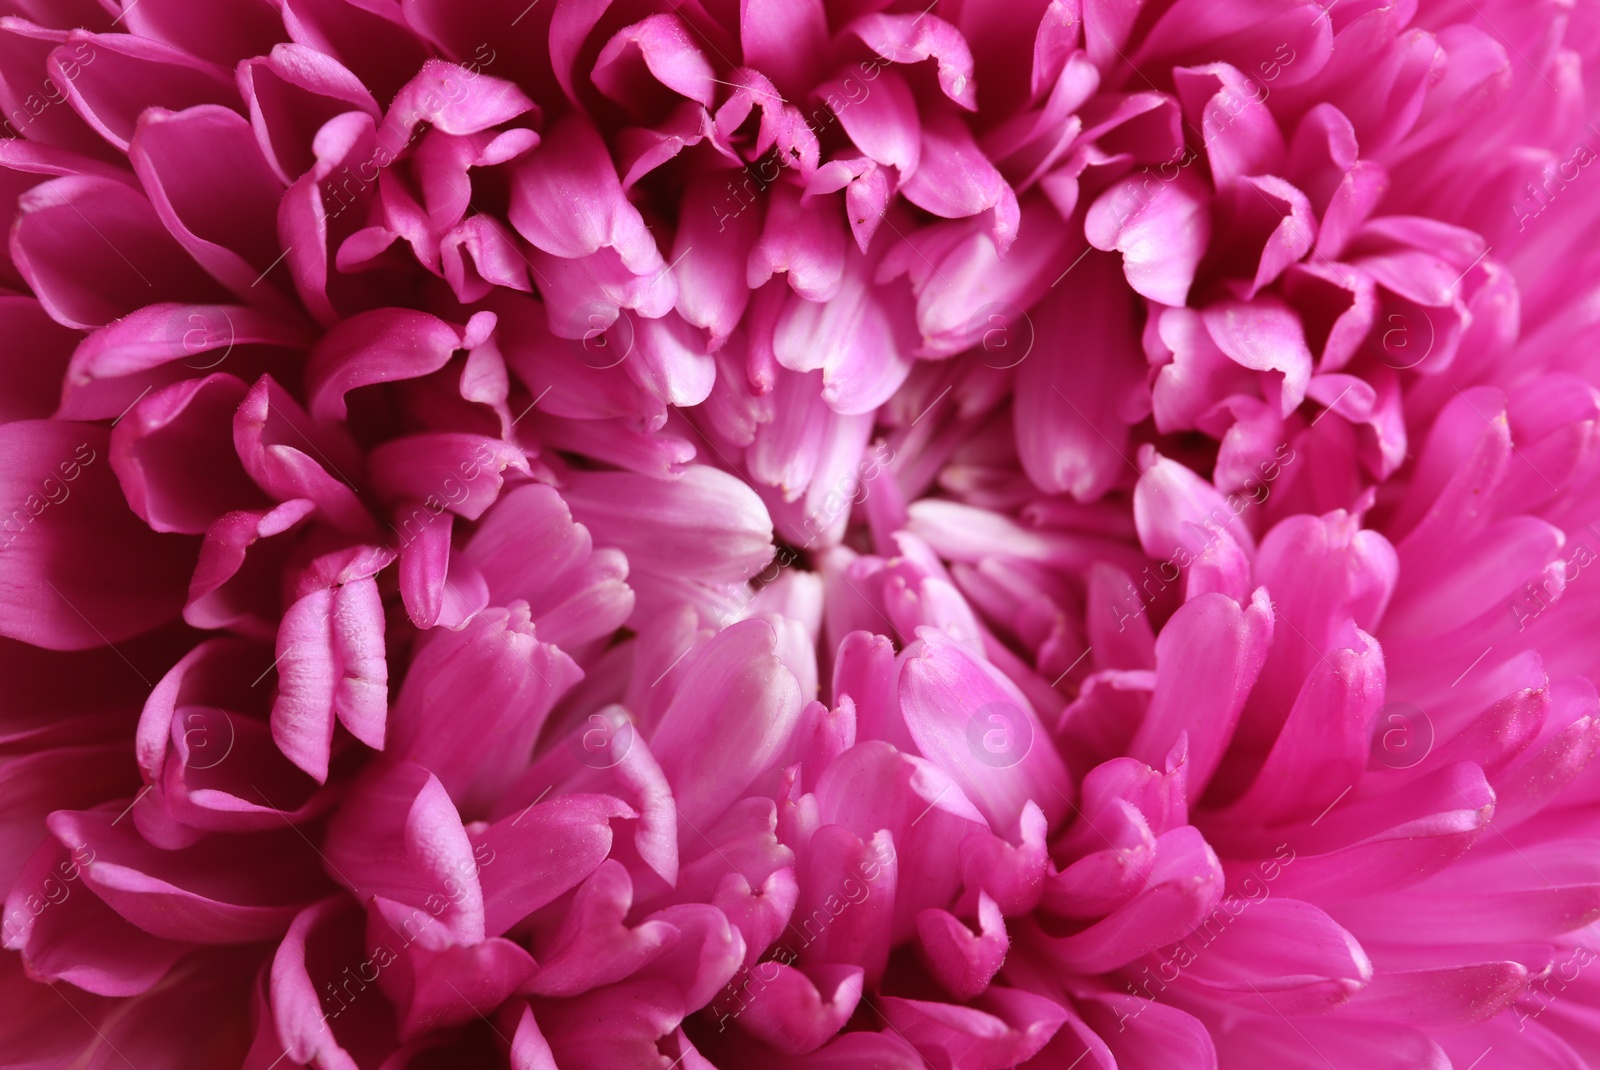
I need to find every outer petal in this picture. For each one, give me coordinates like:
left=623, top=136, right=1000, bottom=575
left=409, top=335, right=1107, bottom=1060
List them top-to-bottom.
left=0, top=422, right=193, bottom=650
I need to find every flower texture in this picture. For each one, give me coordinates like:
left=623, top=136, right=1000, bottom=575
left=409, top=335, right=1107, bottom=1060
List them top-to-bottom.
left=3, top=0, right=1600, bottom=1067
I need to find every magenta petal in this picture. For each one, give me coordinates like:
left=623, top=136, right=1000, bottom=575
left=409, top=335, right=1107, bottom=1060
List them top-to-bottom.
left=115, top=0, right=281, bottom=67
left=740, top=0, right=827, bottom=98
left=1132, top=0, right=1334, bottom=90
left=846, top=12, right=978, bottom=111
left=591, top=14, right=716, bottom=111
left=54, top=30, right=234, bottom=153
left=237, top=43, right=379, bottom=184
left=381, top=58, right=534, bottom=149
left=1172, top=62, right=1285, bottom=188
left=822, top=68, right=921, bottom=179
left=129, top=105, right=293, bottom=309
left=900, top=113, right=1020, bottom=253
left=509, top=115, right=666, bottom=276
left=1086, top=171, right=1211, bottom=306
left=672, top=173, right=761, bottom=348
left=12, top=175, right=226, bottom=329
left=749, top=184, right=847, bottom=303
left=1015, top=251, right=1143, bottom=501
left=771, top=253, right=916, bottom=417
left=0, top=296, right=76, bottom=423
left=1201, top=297, right=1315, bottom=416
left=59, top=301, right=312, bottom=421
left=305, top=307, right=466, bottom=421
left=627, top=312, right=716, bottom=408
left=110, top=372, right=268, bottom=534
left=234, top=375, right=377, bottom=539
left=0, top=422, right=193, bottom=650
left=368, top=432, right=529, bottom=521
left=1132, top=446, right=1257, bottom=565
left=562, top=465, right=775, bottom=620
left=463, top=483, right=635, bottom=648
left=185, top=500, right=315, bottom=636
left=269, top=567, right=389, bottom=782
left=1128, top=588, right=1274, bottom=795
left=390, top=605, right=581, bottom=816
left=649, top=618, right=803, bottom=828
left=897, top=630, right=1071, bottom=835
left=1221, top=631, right=1385, bottom=825
left=814, top=741, right=985, bottom=941
left=324, top=760, right=486, bottom=944
left=1219, top=762, right=1495, bottom=903
left=475, top=795, right=628, bottom=938
left=46, top=807, right=329, bottom=944
left=790, top=824, right=897, bottom=984
left=1034, top=825, right=1224, bottom=973
left=3, top=837, right=188, bottom=996
left=525, top=860, right=676, bottom=997
left=917, top=892, right=1008, bottom=1000
left=269, top=897, right=368, bottom=1069
left=366, top=897, right=536, bottom=1043
left=1168, top=898, right=1372, bottom=1015
left=630, top=902, right=742, bottom=1014
left=0, top=951, right=107, bottom=1065
left=728, top=961, right=863, bottom=1055
left=1346, top=961, right=1528, bottom=1027
left=534, top=979, right=692, bottom=1070
left=879, top=987, right=1068, bottom=1070
left=1077, top=994, right=1218, bottom=1070
left=504, top=1001, right=559, bottom=1070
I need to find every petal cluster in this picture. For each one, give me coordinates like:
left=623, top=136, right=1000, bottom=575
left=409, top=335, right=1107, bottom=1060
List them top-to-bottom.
left=3, top=0, right=1600, bottom=1068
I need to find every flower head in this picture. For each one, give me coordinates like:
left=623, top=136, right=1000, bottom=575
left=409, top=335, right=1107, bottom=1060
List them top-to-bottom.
left=4, top=0, right=1600, bottom=1067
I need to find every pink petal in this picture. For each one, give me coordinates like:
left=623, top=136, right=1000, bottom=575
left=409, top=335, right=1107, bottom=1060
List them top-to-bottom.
left=1086, top=170, right=1210, bottom=306
left=0, top=422, right=193, bottom=650
left=389, top=604, right=582, bottom=817
left=650, top=618, right=803, bottom=827
left=324, top=760, right=486, bottom=945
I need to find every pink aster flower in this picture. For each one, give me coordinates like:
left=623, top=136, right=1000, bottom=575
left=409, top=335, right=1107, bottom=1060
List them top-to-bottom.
left=4, top=0, right=1600, bottom=1067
